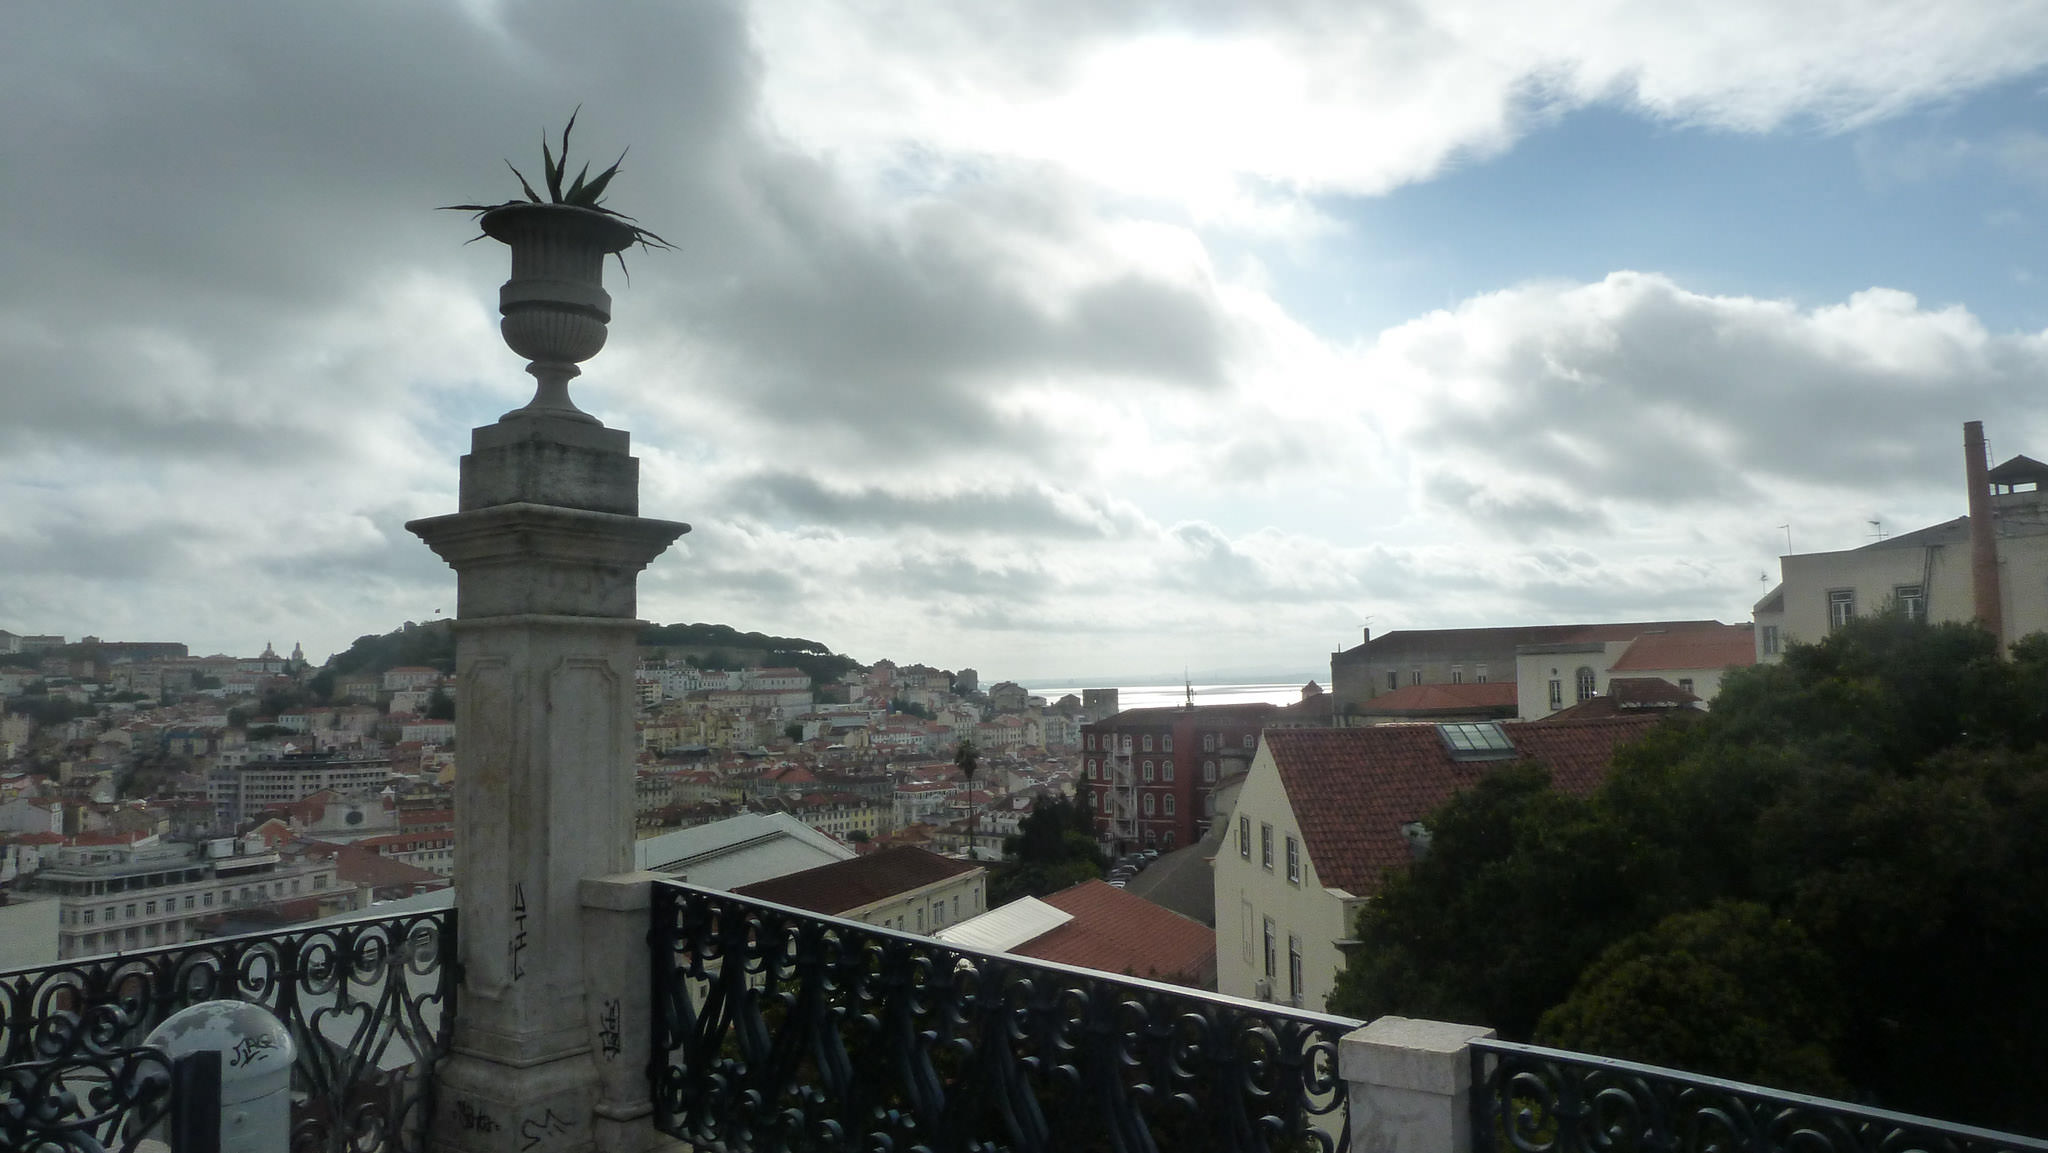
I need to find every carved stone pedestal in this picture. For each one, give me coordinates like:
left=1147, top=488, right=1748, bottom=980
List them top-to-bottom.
left=409, top=413, right=686, bottom=1153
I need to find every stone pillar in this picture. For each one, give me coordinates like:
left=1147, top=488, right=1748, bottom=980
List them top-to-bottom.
left=409, top=409, right=686, bottom=1153
left=1339, top=1016, right=1496, bottom=1153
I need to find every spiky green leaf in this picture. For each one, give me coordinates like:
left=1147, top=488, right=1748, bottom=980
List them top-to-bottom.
left=579, top=149, right=628, bottom=205
left=505, top=160, right=543, bottom=204
left=565, top=161, right=593, bottom=204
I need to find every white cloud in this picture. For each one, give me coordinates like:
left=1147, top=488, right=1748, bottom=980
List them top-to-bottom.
left=749, top=0, right=2048, bottom=215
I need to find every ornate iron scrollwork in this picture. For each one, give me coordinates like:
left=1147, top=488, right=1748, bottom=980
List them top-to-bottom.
left=650, top=879, right=1354, bottom=1153
left=0, top=908, right=456, bottom=1153
left=1471, top=1039, right=2048, bottom=1153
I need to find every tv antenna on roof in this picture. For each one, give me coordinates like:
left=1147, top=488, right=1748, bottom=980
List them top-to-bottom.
left=1869, top=518, right=1887, bottom=542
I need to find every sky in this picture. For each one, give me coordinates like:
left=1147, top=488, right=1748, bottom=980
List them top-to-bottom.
left=5, top=1, right=2048, bottom=683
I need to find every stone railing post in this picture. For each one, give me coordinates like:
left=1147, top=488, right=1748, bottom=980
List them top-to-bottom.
left=579, top=871, right=672, bottom=1153
left=1340, top=1016, right=1496, bottom=1153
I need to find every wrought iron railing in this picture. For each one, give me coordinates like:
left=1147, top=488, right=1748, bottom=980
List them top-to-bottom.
left=650, top=879, right=1355, bottom=1153
left=0, top=908, right=456, bottom=1153
left=1472, top=1038, right=2048, bottom=1153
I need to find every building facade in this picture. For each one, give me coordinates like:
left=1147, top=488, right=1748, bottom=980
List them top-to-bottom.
left=1080, top=704, right=1275, bottom=854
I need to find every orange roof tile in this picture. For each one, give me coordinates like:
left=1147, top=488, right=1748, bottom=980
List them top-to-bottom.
left=1609, top=625, right=1756, bottom=672
left=1265, top=716, right=1662, bottom=897
left=1012, top=880, right=1216, bottom=987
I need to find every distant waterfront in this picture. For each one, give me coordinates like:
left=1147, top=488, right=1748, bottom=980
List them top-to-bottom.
left=1020, top=679, right=1319, bottom=711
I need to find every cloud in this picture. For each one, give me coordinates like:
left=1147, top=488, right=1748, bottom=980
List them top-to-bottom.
left=749, top=0, right=2048, bottom=210
left=1, top=1, right=2043, bottom=680
left=1366, top=273, right=2046, bottom=539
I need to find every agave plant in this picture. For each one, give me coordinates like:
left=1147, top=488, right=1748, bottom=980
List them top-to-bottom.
left=444, top=107, right=673, bottom=258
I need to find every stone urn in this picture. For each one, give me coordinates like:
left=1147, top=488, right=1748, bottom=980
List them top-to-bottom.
left=479, top=202, right=640, bottom=424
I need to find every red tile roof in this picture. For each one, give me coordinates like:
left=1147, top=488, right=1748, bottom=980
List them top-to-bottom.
left=1609, top=625, right=1756, bottom=672
left=1357, top=681, right=1518, bottom=714
left=1264, top=716, right=1662, bottom=897
left=734, top=846, right=980, bottom=915
left=1011, top=880, right=1217, bottom=988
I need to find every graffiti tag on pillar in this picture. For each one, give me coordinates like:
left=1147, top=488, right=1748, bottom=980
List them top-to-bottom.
left=510, top=883, right=530, bottom=980
left=598, top=997, right=623, bottom=1059
left=455, top=1101, right=500, bottom=1133
left=520, top=1108, right=573, bottom=1150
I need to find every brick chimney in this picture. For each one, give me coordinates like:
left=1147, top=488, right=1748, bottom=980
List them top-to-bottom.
left=1964, top=421, right=2004, bottom=645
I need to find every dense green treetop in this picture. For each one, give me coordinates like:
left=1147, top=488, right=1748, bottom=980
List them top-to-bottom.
left=1331, top=616, right=2048, bottom=1135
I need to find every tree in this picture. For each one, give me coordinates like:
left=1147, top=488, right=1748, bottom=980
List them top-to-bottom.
left=1330, top=618, right=2048, bottom=1134
left=426, top=687, right=455, bottom=720
left=783, top=722, right=803, bottom=744
left=955, top=739, right=981, bottom=859
left=1535, top=901, right=1844, bottom=1095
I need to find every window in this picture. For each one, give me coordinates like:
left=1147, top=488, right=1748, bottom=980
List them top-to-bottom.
left=1896, top=584, right=1927, bottom=623
left=1829, top=589, right=1856, bottom=630
left=1761, top=626, right=1781, bottom=656
left=1476, top=663, right=1489, bottom=683
left=1450, top=665, right=1463, bottom=684
left=1573, top=667, right=1596, bottom=702
left=1409, top=668, right=1422, bottom=686
left=1387, top=671, right=1399, bottom=691
left=1678, top=678, right=1695, bottom=693
left=1548, top=679, right=1562, bottom=711
left=1085, top=734, right=1096, bottom=751
left=1203, top=734, right=1216, bottom=752
left=1142, top=735, right=1153, bottom=752
left=1243, top=735, right=1254, bottom=749
left=1162, top=736, right=1173, bottom=752
left=1087, top=758, right=1097, bottom=779
left=1142, top=760, right=1155, bottom=781
left=1203, top=760, right=1217, bottom=782
left=1163, top=761, right=1174, bottom=782
left=1086, top=789, right=1097, bottom=809
left=1143, top=795, right=1156, bottom=816
left=1240, top=815, right=1252, bottom=859
left=1261, top=823, right=1274, bottom=869
left=1164, top=830, right=1176, bottom=848
left=1285, top=836, right=1301, bottom=884
left=202, top=893, right=214, bottom=907
left=183, top=895, right=194, bottom=910
left=145, top=901, right=156, bottom=915
left=124, top=904, right=135, bottom=919
left=934, top=904, right=945, bottom=927
left=105, top=906, right=115, bottom=921
left=917, top=908, right=925, bottom=931
left=82, top=909, right=93, bottom=925
left=1263, top=917, right=1277, bottom=980
left=1288, top=935, right=1304, bottom=1006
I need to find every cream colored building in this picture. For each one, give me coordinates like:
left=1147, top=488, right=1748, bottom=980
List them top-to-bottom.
left=1755, top=456, right=2048, bottom=658
left=1215, top=718, right=1661, bottom=1012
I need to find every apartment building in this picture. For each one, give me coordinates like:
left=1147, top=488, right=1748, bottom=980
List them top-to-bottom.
left=1080, top=703, right=1274, bottom=855
left=207, top=752, right=392, bottom=829
left=27, top=834, right=357, bottom=960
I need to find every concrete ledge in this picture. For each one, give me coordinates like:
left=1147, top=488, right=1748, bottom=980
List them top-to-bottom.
left=580, top=871, right=666, bottom=912
left=1340, top=1016, right=1494, bottom=1095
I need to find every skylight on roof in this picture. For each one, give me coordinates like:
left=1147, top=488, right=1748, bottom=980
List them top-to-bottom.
left=1437, top=722, right=1516, bottom=760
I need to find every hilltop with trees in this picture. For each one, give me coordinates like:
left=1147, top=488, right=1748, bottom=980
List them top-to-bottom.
left=1330, top=615, right=2048, bottom=1134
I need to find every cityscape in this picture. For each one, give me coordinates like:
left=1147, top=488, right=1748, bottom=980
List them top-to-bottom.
left=7, top=4, right=2048, bottom=1152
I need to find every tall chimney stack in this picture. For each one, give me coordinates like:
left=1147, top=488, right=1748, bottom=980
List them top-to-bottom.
left=1964, top=420, right=2004, bottom=646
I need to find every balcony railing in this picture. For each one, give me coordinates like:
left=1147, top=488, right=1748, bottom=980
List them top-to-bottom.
left=650, top=878, right=1355, bottom=1153
left=0, top=907, right=455, bottom=1153
left=1471, top=1038, right=2048, bottom=1153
